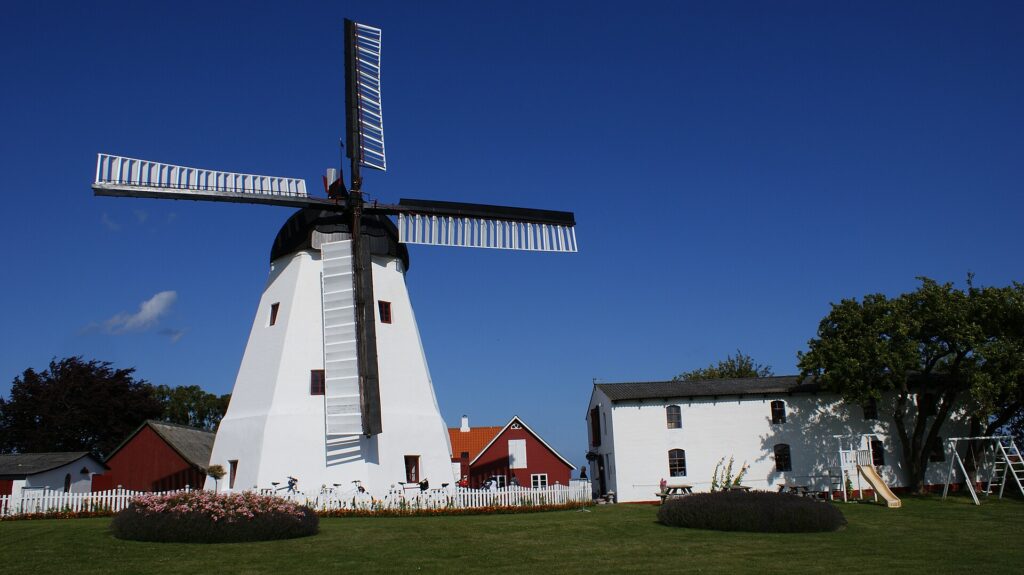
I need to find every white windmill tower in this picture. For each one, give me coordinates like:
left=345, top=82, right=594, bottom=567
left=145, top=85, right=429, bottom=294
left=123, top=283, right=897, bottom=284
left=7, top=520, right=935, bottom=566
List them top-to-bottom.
left=91, top=20, right=578, bottom=494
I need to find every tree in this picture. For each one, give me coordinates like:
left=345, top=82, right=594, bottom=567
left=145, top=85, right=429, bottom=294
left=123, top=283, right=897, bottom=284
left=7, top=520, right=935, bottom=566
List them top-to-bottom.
left=798, top=278, right=1024, bottom=493
left=674, top=350, right=773, bottom=381
left=0, top=357, right=163, bottom=456
left=151, top=384, right=230, bottom=431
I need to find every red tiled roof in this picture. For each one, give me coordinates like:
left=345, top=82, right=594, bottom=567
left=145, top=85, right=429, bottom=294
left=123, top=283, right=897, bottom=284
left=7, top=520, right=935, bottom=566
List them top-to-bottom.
left=448, top=426, right=502, bottom=460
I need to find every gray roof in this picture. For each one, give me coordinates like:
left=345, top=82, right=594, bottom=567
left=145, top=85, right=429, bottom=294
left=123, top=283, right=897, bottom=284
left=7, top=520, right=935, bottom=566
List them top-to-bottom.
left=594, top=375, right=820, bottom=402
left=106, top=421, right=215, bottom=471
left=0, top=452, right=106, bottom=478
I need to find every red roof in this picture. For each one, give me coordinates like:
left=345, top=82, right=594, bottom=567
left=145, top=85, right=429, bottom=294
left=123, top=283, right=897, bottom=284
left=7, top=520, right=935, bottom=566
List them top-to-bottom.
left=448, top=426, right=502, bottom=460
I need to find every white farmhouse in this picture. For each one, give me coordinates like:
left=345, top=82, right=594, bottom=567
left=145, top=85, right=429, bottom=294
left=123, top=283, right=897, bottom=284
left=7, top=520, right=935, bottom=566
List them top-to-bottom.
left=586, top=376, right=969, bottom=503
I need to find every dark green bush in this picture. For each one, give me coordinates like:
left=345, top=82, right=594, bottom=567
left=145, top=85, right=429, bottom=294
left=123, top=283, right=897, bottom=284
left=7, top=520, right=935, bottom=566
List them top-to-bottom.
left=657, top=491, right=846, bottom=533
left=110, top=505, right=318, bottom=543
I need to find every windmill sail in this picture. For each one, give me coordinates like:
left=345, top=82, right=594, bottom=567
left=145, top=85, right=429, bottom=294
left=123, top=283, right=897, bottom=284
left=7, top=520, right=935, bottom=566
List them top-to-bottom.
left=345, top=19, right=386, bottom=172
left=93, top=154, right=316, bottom=209
left=392, top=199, right=578, bottom=252
left=321, top=240, right=382, bottom=436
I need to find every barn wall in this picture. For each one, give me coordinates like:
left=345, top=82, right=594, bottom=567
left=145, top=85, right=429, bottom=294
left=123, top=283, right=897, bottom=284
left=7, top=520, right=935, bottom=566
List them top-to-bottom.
left=470, top=424, right=572, bottom=488
left=92, top=426, right=204, bottom=491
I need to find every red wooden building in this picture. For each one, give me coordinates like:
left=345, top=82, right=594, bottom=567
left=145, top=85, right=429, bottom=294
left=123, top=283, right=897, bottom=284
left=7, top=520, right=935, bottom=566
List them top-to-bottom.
left=449, top=415, right=575, bottom=489
left=92, top=420, right=214, bottom=492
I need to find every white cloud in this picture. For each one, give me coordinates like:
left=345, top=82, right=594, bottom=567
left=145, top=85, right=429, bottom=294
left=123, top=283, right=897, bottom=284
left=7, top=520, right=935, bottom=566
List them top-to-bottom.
left=133, top=209, right=149, bottom=224
left=101, top=213, right=120, bottom=231
left=104, top=291, right=178, bottom=334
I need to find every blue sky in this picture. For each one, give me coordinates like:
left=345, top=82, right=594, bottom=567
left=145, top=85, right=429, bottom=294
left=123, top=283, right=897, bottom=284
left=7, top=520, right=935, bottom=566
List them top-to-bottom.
left=2, top=1, right=1022, bottom=468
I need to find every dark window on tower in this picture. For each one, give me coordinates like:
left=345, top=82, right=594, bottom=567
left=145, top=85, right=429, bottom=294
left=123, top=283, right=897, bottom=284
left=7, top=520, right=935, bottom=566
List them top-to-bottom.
left=378, top=301, right=392, bottom=324
left=269, top=303, right=280, bottom=326
left=310, top=370, right=325, bottom=396
left=862, top=397, right=878, bottom=420
left=770, top=400, right=787, bottom=424
left=666, top=405, right=681, bottom=429
left=589, top=407, right=601, bottom=447
left=929, top=437, right=946, bottom=462
left=871, top=439, right=886, bottom=466
left=774, top=444, right=792, bottom=472
left=668, top=449, right=687, bottom=477
left=405, top=455, right=420, bottom=483
left=229, top=460, right=238, bottom=489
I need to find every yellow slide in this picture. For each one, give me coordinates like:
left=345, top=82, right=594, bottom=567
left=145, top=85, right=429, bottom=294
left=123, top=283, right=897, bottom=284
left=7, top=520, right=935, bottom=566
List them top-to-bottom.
left=857, top=465, right=901, bottom=508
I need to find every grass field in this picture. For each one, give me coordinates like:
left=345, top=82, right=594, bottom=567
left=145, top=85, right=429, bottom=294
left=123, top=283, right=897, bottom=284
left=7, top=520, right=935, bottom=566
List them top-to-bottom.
left=0, top=496, right=1020, bottom=574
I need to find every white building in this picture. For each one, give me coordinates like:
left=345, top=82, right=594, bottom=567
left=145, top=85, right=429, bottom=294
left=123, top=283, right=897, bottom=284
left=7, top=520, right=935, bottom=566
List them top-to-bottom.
left=207, top=210, right=454, bottom=494
left=586, top=376, right=969, bottom=503
left=0, top=452, right=107, bottom=496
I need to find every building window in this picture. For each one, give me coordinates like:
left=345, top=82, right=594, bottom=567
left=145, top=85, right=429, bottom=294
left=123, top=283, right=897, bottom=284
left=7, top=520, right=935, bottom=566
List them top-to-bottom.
left=378, top=300, right=392, bottom=324
left=269, top=302, right=280, bottom=326
left=310, top=370, right=325, bottom=395
left=862, top=397, right=878, bottom=420
left=770, top=400, right=786, bottom=424
left=666, top=405, right=681, bottom=429
left=589, top=407, right=601, bottom=447
left=929, top=437, right=946, bottom=462
left=508, top=439, right=528, bottom=469
left=871, top=439, right=885, bottom=466
left=774, top=444, right=792, bottom=472
left=668, top=449, right=686, bottom=477
left=405, top=455, right=419, bottom=483
left=228, top=460, right=238, bottom=489
left=64, top=473, right=71, bottom=493
left=531, top=473, right=548, bottom=488
left=495, top=475, right=507, bottom=488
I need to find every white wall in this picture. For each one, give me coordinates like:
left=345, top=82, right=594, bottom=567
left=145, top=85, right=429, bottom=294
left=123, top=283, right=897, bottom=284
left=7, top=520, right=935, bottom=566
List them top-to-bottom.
left=207, top=248, right=454, bottom=495
left=591, top=389, right=970, bottom=503
left=21, top=457, right=105, bottom=494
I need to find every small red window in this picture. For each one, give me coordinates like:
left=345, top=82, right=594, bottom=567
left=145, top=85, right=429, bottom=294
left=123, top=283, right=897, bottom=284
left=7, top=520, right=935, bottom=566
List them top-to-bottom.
left=378, top=301, right=392, bottom=324
left=310, top=370, right=325, bottom=395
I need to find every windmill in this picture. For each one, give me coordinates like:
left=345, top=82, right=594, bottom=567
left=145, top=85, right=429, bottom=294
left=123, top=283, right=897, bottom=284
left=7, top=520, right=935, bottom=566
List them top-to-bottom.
left=91, top=20, right=577, bottom=492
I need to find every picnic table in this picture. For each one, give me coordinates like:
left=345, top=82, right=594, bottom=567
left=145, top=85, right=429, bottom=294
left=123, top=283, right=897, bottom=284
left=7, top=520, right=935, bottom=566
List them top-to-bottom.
left=656, top=484, right=693, bottom=503
left=778, top=484, right=824, bottom=499
left=722, top=485, right=751, bottom=492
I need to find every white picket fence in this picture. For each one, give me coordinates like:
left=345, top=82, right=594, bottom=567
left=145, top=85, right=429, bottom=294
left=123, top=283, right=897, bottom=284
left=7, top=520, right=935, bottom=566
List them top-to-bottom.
left=0, top=481, right=592, bottom=518
left=0, top=487, right=159, bottom=517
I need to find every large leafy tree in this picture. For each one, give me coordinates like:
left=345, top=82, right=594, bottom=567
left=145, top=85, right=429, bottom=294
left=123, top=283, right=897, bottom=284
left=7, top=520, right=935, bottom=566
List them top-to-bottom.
left=798, top=278, right=1024, bottom=493
left=674, top=350, right=773, bottom=381
left=0, top=357, right=164, bottom=456
left=151, top=384, right=230, bottom=431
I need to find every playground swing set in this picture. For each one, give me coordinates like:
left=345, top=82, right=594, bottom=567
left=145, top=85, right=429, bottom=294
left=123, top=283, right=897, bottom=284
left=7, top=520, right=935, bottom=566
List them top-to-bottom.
left=834, top=434, right=902, bottom=508
left=941, top=436, right=1024, bottom=506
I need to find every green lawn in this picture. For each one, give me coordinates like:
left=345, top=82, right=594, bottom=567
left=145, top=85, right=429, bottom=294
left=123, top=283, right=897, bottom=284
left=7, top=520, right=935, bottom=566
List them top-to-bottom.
left=0, top=497, right=1020, bottom=574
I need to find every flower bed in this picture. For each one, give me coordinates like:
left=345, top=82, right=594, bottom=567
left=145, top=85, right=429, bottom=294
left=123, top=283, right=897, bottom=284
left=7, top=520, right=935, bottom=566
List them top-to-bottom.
left=657, top=490, right=846, bottom=533
left=110, top=491, right=318, bottom=543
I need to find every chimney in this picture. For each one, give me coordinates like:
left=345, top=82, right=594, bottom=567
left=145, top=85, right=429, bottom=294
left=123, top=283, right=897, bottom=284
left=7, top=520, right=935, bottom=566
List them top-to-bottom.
left=460, top=415, right=470, bottom=432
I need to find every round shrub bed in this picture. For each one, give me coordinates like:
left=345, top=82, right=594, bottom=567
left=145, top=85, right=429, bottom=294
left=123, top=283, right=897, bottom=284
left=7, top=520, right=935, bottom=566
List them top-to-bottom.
left=657, top=490, right=846, bottom=533
left=111, top=491, right=318, bottom=543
